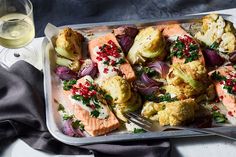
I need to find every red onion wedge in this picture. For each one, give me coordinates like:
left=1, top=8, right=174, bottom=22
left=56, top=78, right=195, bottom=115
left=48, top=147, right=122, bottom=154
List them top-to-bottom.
left=114, top=26, right=139, bottom=53
left=116, top=35, right=134, bottom=53
left=203, top=49, right=224, bottom=66
left=229, top=51, right=236, bottom=64
left=78, top=59, right=98, bottom=78
left=147, top=61, right=170, bottom=78
left=55, top=66, right=77, bottom=80
left=140, top=73, right=163, bottom=86
left=134, top=81, right=162, bottom=95
left=62, top=119, right=84, bottom=137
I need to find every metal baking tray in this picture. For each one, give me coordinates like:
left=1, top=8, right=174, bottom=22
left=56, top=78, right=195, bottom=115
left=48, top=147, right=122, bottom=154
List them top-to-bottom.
left=42, top=14, right=236, bottom=146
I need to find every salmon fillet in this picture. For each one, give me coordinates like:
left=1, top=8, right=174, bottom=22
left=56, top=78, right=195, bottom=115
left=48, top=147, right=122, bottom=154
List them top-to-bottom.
left=157, top=24, right=205, bottom=65
left=88, top=33, right=136, bottom=81
left=209, top=66, right=236, bottom=117
left=62, top=77, right=120, bottom=136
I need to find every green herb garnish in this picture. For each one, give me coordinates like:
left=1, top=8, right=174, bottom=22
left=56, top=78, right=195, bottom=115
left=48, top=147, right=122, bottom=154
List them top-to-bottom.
left=170, top=37, right=199, bottom=64
left=210, top=41, right=219, bottom=50
left=184, top=52, right=199, bottom=63
left=115, top=58, right=126, bottom=65
left=103, top=60, right=109, bottom=65
left=211, top=71, right=226, bottom=81
left=63, top=79, right=77, bottom=90
left=223, top=85, right=233, bottom=94
left=158, top=93, right=177, bottom=103
left=72, top=94, right=83, bottom=101
left=104, top=94, right=113, bottom=101
left=144, top=94, right=157, bottom=101
left=92, top=97, right=100, bottom=108
left=58, top=103, right=65, bottom=112
left=90, top=110, right=100, bottom=118
left=212, top=111, right=227, bottom=123
left=63, top=114, right=74, bottom=120
left=72, top=120, right=85, bottom=130
left=133, top=128, right=146, bottom=134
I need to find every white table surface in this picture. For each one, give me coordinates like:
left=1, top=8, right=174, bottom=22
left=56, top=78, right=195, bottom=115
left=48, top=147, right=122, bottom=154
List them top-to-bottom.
left=1, top=8, right=236, bottom=157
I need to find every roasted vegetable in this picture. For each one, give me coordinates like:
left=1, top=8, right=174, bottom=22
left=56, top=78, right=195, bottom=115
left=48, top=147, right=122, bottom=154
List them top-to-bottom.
left=195, top=14, right=236, bottom=53
left=114, top=26, right=139, bottom=53
left=55, top=27, right=84, bottom=71
left=56, top=27, right=84, bottom=59
left=127, top=27, right=165, bottom=64
left=203, top=49, right=224, bottom=66
left=56, top=57, right=80, bottom=71
left=78, top=59, right=98, bottom=78
left=165, top=61, right=208, bottom=99
left=55, top=66, right=77, bottom=80
left=101, top=76, right=131, bottom=103
left=113, top=92, right=142, bottom=122
left=141, top=99, right=197, bottom=126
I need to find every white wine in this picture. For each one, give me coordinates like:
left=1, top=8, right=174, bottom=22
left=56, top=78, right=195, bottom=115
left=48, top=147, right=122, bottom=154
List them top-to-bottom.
left=0, top=13, right=35, bottom=48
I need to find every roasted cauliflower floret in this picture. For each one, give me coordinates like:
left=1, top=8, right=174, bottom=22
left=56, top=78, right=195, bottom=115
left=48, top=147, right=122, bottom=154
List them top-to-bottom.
left=195, top=14, right=236, bottom=53
left=55, top=27, right=84, bottom=71
left=56, top=27, right=84, bottom=59
left=127, top=27, right=165, bottom=64
left=219, top=32, right=236, bottom=52
left=166, top=61, right=208, bottom=99
left=101, top=76, right=131, bottom=103
left=164, top=84, right=200, bottom=100
left=113, top=92, right=142, bottom=122
left=141, top=99, right=197, bottom=126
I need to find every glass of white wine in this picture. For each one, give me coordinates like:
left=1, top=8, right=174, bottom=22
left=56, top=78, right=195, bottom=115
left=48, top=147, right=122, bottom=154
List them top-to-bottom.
left=0, top=0, right=37, bottom=67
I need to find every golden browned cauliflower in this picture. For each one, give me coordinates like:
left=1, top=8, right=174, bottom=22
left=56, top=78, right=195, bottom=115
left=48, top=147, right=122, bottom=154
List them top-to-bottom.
left=195, top=14, right=236, bottom=53
left=56, top=27, right=84, bottom=59
left=127, top=27, right=165, bottom=64
left=165, top=61, right=208, bottom=99
left=101, top=76, right=131, bottom=103
left=113, top=92, right=142, bottom=122
left=141, top=99, right=197, bottom=126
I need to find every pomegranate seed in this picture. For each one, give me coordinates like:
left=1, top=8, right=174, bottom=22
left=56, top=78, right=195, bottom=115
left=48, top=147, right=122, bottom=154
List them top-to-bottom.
left=96, top=56, right=102, bottom=61
left=111, top=60, right=116, bottom=65
left=103, top=68, right=109, bottom=74
left=215, top=98, right=220, bottom=103
left=90, top=104, right=96, bottom=110
left=212, top=105, right=219, bottom=111
left=228, top=111, right=233, bottom=117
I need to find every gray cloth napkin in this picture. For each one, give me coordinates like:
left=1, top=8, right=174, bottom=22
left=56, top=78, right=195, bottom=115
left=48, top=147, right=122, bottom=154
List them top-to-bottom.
left=0, top=61, right=170, bottom=157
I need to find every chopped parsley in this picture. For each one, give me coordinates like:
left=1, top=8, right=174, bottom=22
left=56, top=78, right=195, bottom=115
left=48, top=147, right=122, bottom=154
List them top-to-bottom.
left=170, top=35, right=199, bottom=64
left=209, top=41, right=219, bottom=50
left=184, top=51, right=199, bottom=63
left=115, top=58, right=126, bottom=65
left=103, top=60, right=109, bottom=65
left=136, top=66, right=158, bottom=78
left=211, top=71, right=226, bottom=81
left=63, top=79, right=77, bottom=90
left=223, top=85, right=233, bottom=94
left=143, top=93, right=177, bottom=103
left=157, top=93, right=177, bottom=103
left=72, top=94, right=83, bottom=101
left=104, top=94, right=113, bottom=101
left=144, top=94, right=157, bottom=101
left=92, top=97, right=101, bottom=108
left=57, top=103, right=65, bottom=113
left=90, top=110, right=100, bottom=118
left=212, top=111, right=227, bottom=123
left=63, top=114, right=74, bottom=120
left=72, top=120, right=85, bottom=130
left=133, top=128, right=146, bottom=134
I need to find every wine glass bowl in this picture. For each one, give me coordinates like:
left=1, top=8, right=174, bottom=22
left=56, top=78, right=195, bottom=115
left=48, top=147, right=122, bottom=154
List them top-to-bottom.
left=0, top=0, right=37, bottom=67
